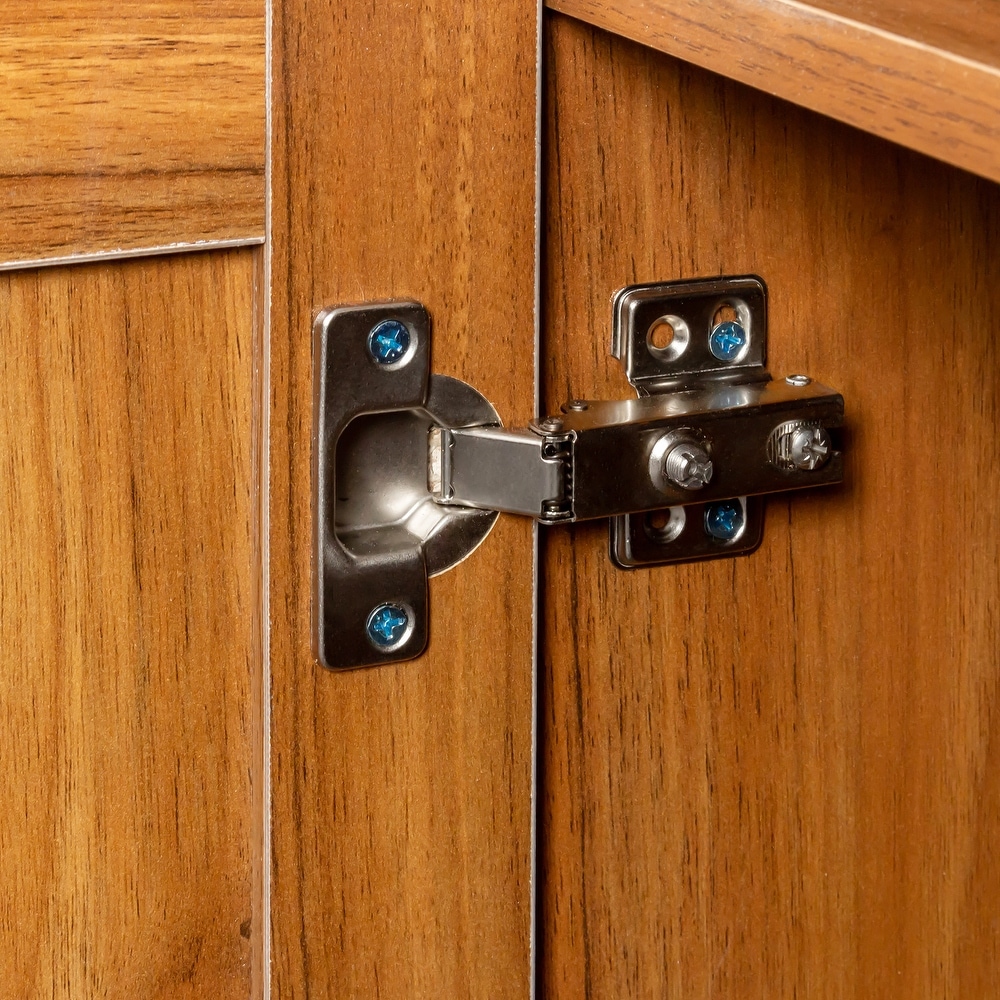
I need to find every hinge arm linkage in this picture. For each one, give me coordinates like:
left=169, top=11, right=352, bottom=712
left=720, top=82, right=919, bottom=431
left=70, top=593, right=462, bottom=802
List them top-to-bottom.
left=430, top=372, right=843, bottom=526
left=429, top=425, right=572, bottom=522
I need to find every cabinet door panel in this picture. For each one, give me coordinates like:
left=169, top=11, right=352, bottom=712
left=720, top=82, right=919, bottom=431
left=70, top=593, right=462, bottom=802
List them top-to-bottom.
left=0, top=1, right=265, bottom=266
left=541, top=16, right=1000, bottom=997
left=0, top=249, right=260, bottom=998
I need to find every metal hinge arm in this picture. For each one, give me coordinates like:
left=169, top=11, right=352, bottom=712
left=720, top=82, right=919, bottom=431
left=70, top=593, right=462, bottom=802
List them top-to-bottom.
left=429, top=375, right=843, bottom=525
left=429, top=425, right=573, bottom=522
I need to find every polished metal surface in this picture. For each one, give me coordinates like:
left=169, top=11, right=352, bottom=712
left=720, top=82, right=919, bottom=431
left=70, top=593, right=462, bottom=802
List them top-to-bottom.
left=612, top=275, right=768, bottom=393
left=605, top=277, right=842, bottom=567
left=316, top=278, right=848, bottom=666
left=313, top=301, right=501, bottom=670
left=433, top=374, right=844, bottom=524
left=560, top=377, right=844, bottom=520
left=768, top=420, right=832, bottom=471
left=431, top=425, right=567, bottom=518
left=652, top=429, right=715, bottom=492
left=610, top=497, right=764, bottom=568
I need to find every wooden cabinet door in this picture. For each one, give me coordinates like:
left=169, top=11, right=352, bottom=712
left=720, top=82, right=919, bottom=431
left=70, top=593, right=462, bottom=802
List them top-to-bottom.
left=3, top=1, right=541, bottom=995
left=0, top=5, right=266, bottom=996
left=539, top=8, right=1000, bottom=998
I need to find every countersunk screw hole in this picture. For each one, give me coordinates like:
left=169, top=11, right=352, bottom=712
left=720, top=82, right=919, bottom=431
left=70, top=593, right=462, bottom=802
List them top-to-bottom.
left=708, top=300, right=751, bottom=363
left=646, top=314, right=690, bottom=362
left=648, top=320, right=676, bottom=350
left=644, top=506, right=686, bottom=543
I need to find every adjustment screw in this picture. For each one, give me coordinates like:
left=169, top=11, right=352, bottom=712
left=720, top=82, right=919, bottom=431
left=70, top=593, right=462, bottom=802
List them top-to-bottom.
left=367, top=319, right=411, bottom=365
left=709, top=320, right=748, bottom=362
left=785, top=373, right=811, bottom=387
left=566, top=400, right=589, bottom=412
left=538, top=416, right=564, bottom=432
left=768, top=421, right=831, bottom=471
left=789, top=426, right=830, bottom=470
left=663, top=440, right=714, bottom=490
left=705, top=500, right=745, bottom=541
left=366, top=603, right=411, bottom=649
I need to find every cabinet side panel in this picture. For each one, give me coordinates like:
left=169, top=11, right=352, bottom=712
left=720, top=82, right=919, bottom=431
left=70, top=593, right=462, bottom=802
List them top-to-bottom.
left=269, top=0, right=538, bottom=997
left=0, top=1, right=265, bottom=265
left=541, top=16, right=1000, bottom=998
left=0, top=249, right=258, bottom=997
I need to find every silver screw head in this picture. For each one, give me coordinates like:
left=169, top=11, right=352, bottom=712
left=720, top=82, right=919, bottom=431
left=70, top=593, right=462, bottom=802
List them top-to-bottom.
left=785, top=373, right=812, bottom=387
left=537, top=416, right=564, bottom=432
left=768, top=420, right=831, bottom=471
left=789, top=427, right=831, bottom=470
left=649, top=429, right=715, bottom=494
left=663, top=441, right=714, bottom=490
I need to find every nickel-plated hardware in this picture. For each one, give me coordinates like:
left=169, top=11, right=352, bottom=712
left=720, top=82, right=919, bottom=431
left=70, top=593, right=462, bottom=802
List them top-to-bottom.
left=313, top=276, right=846, bottom=669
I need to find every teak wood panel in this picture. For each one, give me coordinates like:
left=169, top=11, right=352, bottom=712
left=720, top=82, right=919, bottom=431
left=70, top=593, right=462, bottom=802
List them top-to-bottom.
left=269, top=0, right=538, bottom=996
left=547, top=0, right=1000, bottom=186
left=810, top=0, right=1000, bottom=63
left=0, top=1, right=266, bottom=267
left=540, top=15, right=1000, bottom=998
left=0, top=249, right=260, bottom=998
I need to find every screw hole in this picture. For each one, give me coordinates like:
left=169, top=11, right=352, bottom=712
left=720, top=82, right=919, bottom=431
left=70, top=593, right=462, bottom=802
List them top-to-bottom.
left=708, top=300, right=752, bottom=363
left=711, top=303, right=739, bottom=327
left=646, top=314, right=690, bottom=363
left=648, top=321, right=675, bottom=350
left=704, top=499, right=746, bottom=542
left=644, top=506, right=685, bottom=543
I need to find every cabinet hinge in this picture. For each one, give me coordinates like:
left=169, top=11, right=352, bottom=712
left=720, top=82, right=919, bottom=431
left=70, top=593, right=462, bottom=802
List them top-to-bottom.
left=313, top=276, right=845, bottom=669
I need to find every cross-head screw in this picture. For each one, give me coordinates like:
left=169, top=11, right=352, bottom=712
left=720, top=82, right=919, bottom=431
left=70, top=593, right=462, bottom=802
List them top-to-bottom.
left=367, top=319, right=411, bottom=365
left=709, top=320, right=748, bottom=362
left=768, top=420, right=831, bottom=471
left=789, top=427, right=830, bottom=469
left=664, top=440, right=714, bottom=490
left=704, top=499, right=745, bottom=541
left=366, top=602, right=412, bottom=649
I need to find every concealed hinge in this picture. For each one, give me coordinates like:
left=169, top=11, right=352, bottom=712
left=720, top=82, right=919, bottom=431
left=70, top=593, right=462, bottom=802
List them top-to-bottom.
left=313, top=276, right=845, bottom=669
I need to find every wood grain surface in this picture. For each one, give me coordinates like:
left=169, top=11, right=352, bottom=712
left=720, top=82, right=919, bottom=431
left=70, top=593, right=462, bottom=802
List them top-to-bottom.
left=269, top=0, right=538, bottom=996
left=546, top=0, right=1000, bottom=185
left=810, top=0, right=1000, bottom=63
left=0, top=2, right=265, bottom=267
left=540, top=15, right=1000, bottom=997
left=0, top=249, right=259, bottom=997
